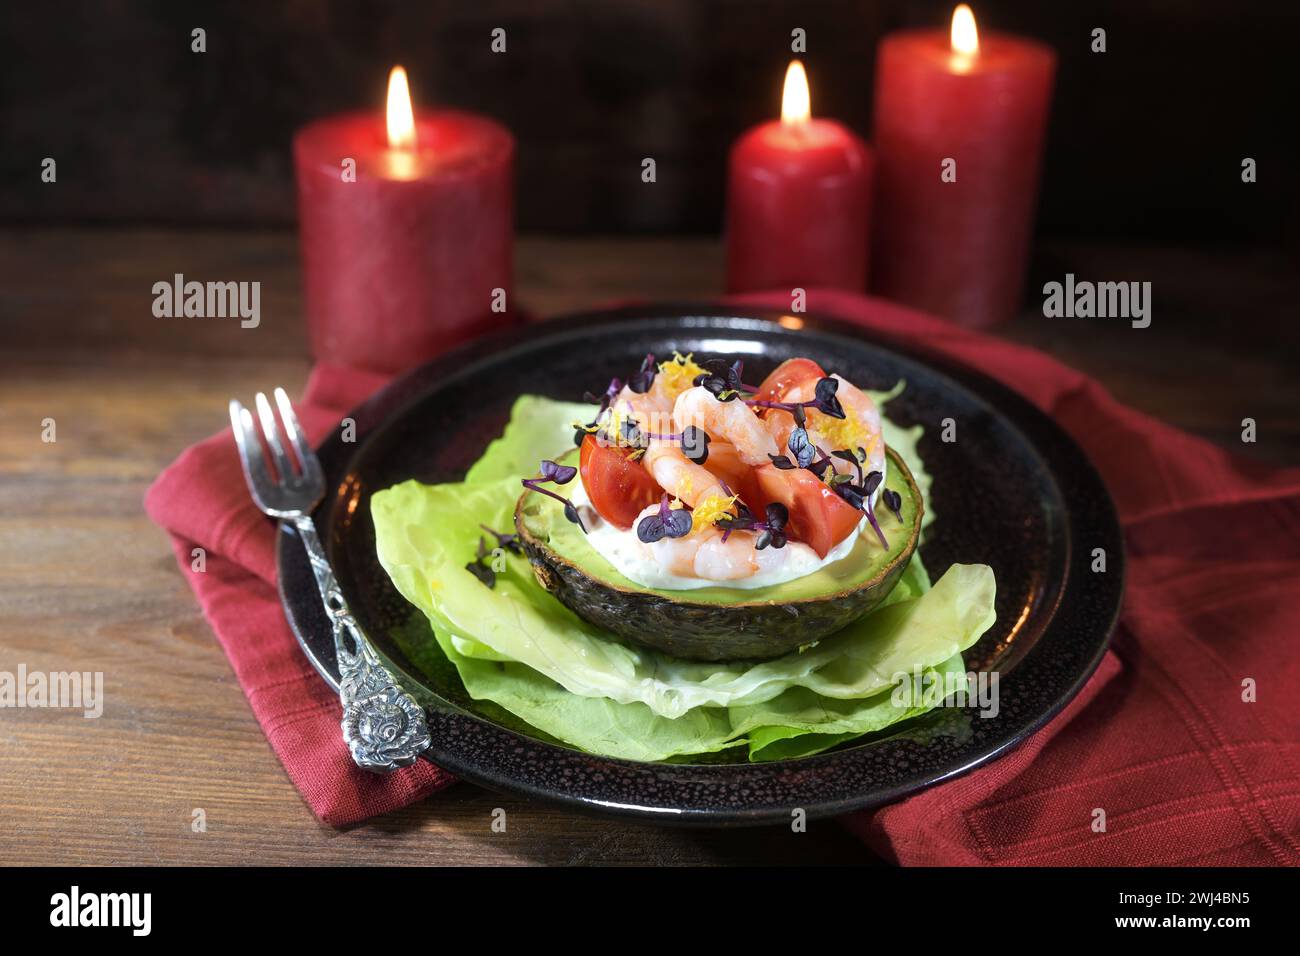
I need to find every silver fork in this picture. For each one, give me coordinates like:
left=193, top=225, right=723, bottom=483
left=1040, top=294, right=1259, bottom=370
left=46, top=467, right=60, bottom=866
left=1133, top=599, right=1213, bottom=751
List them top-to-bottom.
left=229, top=388, right=431, bottom=773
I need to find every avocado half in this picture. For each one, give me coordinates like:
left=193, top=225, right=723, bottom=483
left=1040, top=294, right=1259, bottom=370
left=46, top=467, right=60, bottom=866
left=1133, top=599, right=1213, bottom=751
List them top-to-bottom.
left=515, top=445, right=924, bottom=662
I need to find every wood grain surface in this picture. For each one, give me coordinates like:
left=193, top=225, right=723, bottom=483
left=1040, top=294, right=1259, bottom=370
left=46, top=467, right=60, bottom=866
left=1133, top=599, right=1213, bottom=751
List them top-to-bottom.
left=0, top=228, right=1295, bottom=865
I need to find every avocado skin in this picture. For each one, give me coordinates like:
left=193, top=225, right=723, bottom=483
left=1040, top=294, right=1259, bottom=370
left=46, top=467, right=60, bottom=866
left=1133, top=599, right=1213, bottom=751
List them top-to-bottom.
left=515, top=447, right=923, bottom=663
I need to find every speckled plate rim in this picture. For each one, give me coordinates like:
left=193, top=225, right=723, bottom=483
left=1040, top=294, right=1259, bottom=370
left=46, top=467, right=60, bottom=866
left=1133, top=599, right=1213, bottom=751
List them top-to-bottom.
left=277, top=304, right=1124, bottom=827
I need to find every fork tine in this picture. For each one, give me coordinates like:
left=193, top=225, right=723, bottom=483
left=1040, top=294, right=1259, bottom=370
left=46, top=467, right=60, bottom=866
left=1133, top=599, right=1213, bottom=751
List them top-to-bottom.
left=273, top=387, right=322, bottom=483
left=255, top=391, right=296, bottom=480
left=229, top=400, right=271, bottom=501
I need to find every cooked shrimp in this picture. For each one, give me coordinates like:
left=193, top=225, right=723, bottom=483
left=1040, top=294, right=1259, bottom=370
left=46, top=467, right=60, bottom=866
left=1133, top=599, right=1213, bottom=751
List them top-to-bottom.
left=648, top=352, right=708, bottom=404
left=765, top=374, right=886, bottom=485
left=822, top=374, right=887, bottom=485
left=590, top=383, right=675, bottom=457
left=607, top=383, right=735, bottom=509
left=614, top=384, right=673, bottom=434
left=673, top=386, right=778, bottom=466
left=641, top=442, right=730, bottom=510
left=632, top=505, right=786, bottom=581
left=696, top=530, right=788, bottom=580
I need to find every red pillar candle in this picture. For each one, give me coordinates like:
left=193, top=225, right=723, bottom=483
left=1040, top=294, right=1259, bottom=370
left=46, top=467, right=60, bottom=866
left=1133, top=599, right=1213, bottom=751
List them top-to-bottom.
left=871, top=5, right=1055, bottom=328
left=726, top=61, right=874, bottom=294
left=294, top=66, right=515, bottom=372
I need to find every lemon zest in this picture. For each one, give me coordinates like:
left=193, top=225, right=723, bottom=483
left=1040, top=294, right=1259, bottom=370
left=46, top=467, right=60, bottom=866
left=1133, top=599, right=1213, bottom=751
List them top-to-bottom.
left=656, top=351, right=707, bottom=400
left=601, top=405, right=638, bottom=449
left=812, top=408, right=870, bottom=450
left=676, top=471, right=694, bottom=500
left=690, top=493, right=739, bottom=535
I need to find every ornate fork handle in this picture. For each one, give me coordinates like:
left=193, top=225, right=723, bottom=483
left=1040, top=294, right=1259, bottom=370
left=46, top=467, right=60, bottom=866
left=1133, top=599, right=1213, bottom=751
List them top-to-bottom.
left=293, top=515, right=431, bottom=772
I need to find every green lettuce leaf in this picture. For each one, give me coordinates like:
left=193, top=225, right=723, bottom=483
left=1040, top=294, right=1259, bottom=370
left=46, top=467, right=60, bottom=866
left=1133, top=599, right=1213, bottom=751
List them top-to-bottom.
left=371, top=394, right=997, bottom=762
left=465, top=396, right=592, bottom=485
left=875, top=403, right=933, bottom=533
left=373, top=474, right=992, bottom=719
left=741, top=652, right=970, bottom=761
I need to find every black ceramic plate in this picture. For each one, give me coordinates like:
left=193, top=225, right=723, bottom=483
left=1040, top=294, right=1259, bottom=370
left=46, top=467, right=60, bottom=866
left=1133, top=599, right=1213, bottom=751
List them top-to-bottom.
left=278, top=305, right=1123, bottom=826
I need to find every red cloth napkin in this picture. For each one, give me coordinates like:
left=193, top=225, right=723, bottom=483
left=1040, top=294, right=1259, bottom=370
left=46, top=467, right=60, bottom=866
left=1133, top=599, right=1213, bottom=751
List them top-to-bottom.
left=730, top=290, right=1300, bottom=866
left=147, top=291, right=1300, bottom=862
left=145, top=364, right=455, bottom=826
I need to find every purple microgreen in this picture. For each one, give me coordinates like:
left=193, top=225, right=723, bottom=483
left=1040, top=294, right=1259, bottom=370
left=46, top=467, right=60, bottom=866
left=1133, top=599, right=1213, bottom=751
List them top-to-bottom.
left=628, top=353, right=657, bottom=394
left=693, top=357, right=747, bottom=403
left=583, top=377, right=623, bottom=411
left=813, top=377, right=846, bottom=419
left=577, top=378, right=624, bottom=445
left=698, top=378, right=739, bottom=402
left=746, top=390, right=837, bottom=423
left=747, top=398, right=793, bottom=413
left=617, top=416, right=646, bottom=450
left=635, top=424, right=708, bottom=464
left=680, top=425, right=710, bottom=464
left=787, top=426, right=815, bottom=469
left=832, top=448, right=864, bottom=483
left=767, top=453, right=797, bottom=470
left=807, top=454, right=835, bottom=480
left=539, top=459, right=577, bottom=485
left=814, top=459, right=889, bottom=548
left=522, top=463, right=588, bottom=533
left=826, top=465, right=885, bottom=523
left=837, top=483, right=866, bottom=511
left=883, top=488, right=904, bottom=523
left=636, top=494, right=692, bottom=543
left=562, top=500, right=585, bottom=529
left=716, top=501, right=788, bottom=550
left=715, top=502, right=752, bottom=532
left=765, top=502, right=789, bottom=532
left=864, top=505, right=889, bottom=550
left=663, top=506, right=693, bottom=538
left=636, top=514, right=663, bottom=543
left=479, top=523, right=522, bottom=554
left=465, top=532, right=510, bottom=589
left=464, top=559, right=497, bottom=588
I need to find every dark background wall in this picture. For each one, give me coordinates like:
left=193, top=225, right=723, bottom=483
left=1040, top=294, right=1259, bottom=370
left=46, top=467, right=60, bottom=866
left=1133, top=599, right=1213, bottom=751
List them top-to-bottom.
left=2, top=0, right=1296, bottom=245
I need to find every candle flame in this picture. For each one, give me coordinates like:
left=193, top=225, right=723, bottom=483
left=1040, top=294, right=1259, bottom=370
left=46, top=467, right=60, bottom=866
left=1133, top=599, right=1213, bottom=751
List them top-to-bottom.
left=950, top=5, right=979, bottom=56
left=781, top=60, right=811, bottom=125
left=386, top=65, right=417, bottom=150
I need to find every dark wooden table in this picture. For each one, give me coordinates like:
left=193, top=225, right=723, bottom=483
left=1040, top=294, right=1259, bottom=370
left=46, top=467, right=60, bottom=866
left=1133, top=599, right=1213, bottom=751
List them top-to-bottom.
left=1, top=227, right=1295, bottom=865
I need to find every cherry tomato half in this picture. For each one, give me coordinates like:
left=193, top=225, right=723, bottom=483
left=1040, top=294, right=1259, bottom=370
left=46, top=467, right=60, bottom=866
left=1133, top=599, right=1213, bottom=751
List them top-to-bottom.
left=753, top=357, right=828, bottom=405
left=578, top=434, right=663, bottom=530
left=700, top=441, right=765, bottom=514
left=754, top=462, right=863, bottom=558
